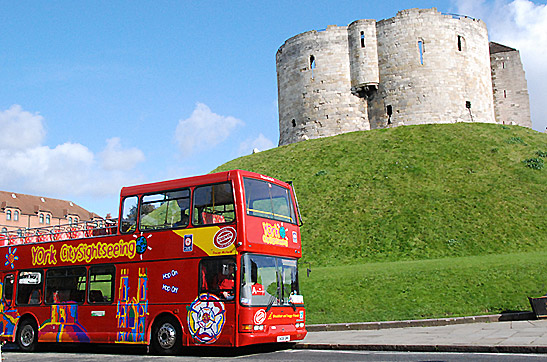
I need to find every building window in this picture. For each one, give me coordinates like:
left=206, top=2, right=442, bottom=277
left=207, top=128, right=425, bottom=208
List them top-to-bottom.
left=360, top=31, right=365, bottom=48
left=418, top=39, right=424, bottom=65
left=310, top=55, right=316, bottom=70
left=6, top=210, right=11, bottom=221
left=14, top=211, right=19, bottom=222
left=39, top=214, right=44, bottom=224
left=46, top=214, right=51, bottom=224
left=68, top=217, right=73, bottom=225
left=1, top=227, right=7, bottom=236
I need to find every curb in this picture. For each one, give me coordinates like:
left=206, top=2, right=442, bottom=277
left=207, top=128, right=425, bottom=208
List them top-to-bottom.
left=305, top=311, right=535, bottom=332
left=294, top=343, right=547, bottom=354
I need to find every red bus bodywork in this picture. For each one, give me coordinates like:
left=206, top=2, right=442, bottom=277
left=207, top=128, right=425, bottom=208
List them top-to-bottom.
left=0, top=170, right=306, bottom=353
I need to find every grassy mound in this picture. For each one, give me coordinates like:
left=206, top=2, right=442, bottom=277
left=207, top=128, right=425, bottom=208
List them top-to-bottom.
left=214, top=123, right=547, bottom=322
left=215, top=123, right=547, bottom=265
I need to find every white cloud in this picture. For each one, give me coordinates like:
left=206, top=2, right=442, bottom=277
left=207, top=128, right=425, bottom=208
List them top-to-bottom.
left=454, top=0, right=547, bottom=132
left=175, top=102, right=244, bottom=156
left=0, top=105, right=45, bottom=150
left=0, top=105, right=145, bottom=204
left=238, top=133, right=275, bottom=156
left=100, top=137, right=145, bottom=171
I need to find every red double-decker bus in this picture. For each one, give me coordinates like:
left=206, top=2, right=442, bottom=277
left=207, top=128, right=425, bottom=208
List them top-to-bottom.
left=0, top=170, right=306, bottom=354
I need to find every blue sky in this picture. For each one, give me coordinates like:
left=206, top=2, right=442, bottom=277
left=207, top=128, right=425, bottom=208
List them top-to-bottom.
left=1, top=0, right=546, bottom=217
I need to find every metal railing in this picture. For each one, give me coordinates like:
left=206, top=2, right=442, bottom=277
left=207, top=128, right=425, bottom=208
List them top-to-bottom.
left=0, top=219, right=118, bottom=246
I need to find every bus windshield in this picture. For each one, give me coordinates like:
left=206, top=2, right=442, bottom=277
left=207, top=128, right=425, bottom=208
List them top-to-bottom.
left=243, top=178, right=296, bottom=224
left=240, top=254, right=301, bottom=307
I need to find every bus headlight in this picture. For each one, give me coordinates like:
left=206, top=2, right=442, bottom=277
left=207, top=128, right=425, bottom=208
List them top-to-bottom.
left=295, top=322, right=305, bottom=328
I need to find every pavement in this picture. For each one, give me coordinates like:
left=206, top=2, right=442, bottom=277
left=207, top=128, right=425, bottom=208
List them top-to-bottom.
left=296, top=312, right=547, bottom=353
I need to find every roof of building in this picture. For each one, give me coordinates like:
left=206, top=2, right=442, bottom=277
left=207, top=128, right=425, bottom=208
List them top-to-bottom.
left=490, top=41, right=517, bottom=54
left=0, top=191, right=100, bottom=220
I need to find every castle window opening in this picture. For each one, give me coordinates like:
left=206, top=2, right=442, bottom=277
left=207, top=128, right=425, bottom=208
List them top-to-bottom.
left=360, top=31, right=365, bottom=48
left=457, top=35, right=466, bottom=51
left=417, top=39, right=424, bottom=65
left=310, top=55, right=316, bottom=70
left=502, top=61, right=505, bottom=69
left=504, top=90, right=507, bottom=98
left=466, top=101, right=471, bottom=109
left=387, top=105, right=393, bottom=125
left=292, top=119, right=296, bottom=127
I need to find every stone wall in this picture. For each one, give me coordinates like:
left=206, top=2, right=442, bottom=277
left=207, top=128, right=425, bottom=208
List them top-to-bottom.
left=276, top=8, right=532, bottom=146
left=369, top=9, right=495, bottom=128
left=490, top=43, right=532, bottom=128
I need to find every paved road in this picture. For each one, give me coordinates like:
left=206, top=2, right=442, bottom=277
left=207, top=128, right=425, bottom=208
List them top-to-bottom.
left=4, top=349, right=547, bottom=362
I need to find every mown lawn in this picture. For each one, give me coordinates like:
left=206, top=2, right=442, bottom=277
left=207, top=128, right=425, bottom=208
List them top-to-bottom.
left=213, top=123, right=547, bottom=324
left=301, top=252, right=547, bottom=324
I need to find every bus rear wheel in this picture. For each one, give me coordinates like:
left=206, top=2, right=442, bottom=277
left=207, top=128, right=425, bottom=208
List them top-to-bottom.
left=151, top=315, right=182, bottom=355
left=16, top=319, right=38, bottom=352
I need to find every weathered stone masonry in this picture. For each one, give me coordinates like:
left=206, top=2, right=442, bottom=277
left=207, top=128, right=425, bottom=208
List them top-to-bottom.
left=277, top=8, right=532, bottom=146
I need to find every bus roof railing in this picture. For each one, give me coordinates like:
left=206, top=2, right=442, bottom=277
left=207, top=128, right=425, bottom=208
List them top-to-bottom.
left=0, top=218, right=118, bottom=247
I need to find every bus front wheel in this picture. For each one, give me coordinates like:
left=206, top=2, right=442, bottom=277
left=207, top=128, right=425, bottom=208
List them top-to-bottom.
left=151, top=315, right=182, bottom=355
left=16, top=319, right=38, bottom=352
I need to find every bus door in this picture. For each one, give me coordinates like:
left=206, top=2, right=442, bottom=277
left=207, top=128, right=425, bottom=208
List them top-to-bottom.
left=188, top=257, right=236, bottom=346
left=78, top=265, right=117, bottom=342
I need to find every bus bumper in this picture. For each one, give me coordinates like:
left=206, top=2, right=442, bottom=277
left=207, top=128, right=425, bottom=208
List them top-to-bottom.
left=237, top=325, right=307, bottom=346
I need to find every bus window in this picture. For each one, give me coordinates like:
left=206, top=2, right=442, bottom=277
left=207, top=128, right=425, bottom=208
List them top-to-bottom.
left=243, top=178, right=296, bottom=224
left=193, top=183, right=235, bottom=226
left=140, top=189, right=190, bottom=231
left=120, top=196, right=139, bottom=233
left=240, top=254, right=301, bottom=307
left=199, top=258, right=236, bottom=301
left=88, top=265, right=115, bottom=304
left=45, top=267, right=86, bottom=304
left=17, top=270, right=43, bottom=305
left=3, top=274, right=14, bottom=306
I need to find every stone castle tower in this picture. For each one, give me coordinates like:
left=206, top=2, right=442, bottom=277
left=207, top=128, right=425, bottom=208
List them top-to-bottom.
left=276, top=8, right=531, bottom=146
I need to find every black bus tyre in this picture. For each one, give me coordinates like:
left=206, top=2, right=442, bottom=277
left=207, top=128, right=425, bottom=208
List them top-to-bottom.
left=151, top=315, right=182, bottom=355
left=16, top=319, right=38, bottom=352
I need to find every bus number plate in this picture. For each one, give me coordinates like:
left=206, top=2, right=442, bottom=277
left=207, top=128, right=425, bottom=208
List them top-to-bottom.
left=277, top=335, right=290, bottom=342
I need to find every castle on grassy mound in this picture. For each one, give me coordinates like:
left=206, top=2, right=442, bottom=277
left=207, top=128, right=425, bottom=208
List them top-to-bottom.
left=276, top=8, right=531, bottom=146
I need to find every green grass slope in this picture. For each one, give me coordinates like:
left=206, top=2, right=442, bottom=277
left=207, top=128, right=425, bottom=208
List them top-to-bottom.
left=214, top=123, right=547, bottom=323
left=215, top=123, right=546, bottom=266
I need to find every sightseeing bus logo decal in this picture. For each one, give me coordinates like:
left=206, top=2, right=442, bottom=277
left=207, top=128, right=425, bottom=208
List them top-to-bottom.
left=262, top=222, right=289, bottom=247
left=213, top=227, right=236, bottom=249
left=134, top=232, right=153, bottom=260
left=30, top=239, right=138, bottom=266
left=4, top=247, right=18, bottom=269
left=116, top=268, right=149, bottom=344
left=0, top=281, right=19, bottom=338
left=187, top=294, right=226, bottom=344
left=39, top=304, right=90, bottom=343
